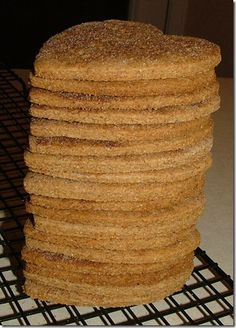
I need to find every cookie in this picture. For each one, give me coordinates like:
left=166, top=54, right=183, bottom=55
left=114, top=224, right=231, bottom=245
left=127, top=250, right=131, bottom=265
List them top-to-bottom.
left=23, top=19, right=221, bottom=308
left=33, top=20, right=221, bottom=81
left=30, top=70, right=216, bottom=96
left=29, top=82, right=219, bottom=110
left=30, top=96, right=220, bottom=125
left=30, top=117, right=211, bottom=142
left=28, top=124, right=213, bottom=157
left=25, top=138, right=212, bottom=174
left=25, top=153, right=211, bottom=183
left=24, top=171, right=205, bottom=202
left=28, top=178, right=204, bottom=211
left=26, top=194, right=204, bottom=228
left=27, top=214, right=197, bottom=242
left=24, top=219, right=196, bottom=250
left=25, top=228, right=200, bottom=263
left=22, top=247, right=194, bottom=275
left=24, top=254, right=193, bottom=288
left=23, top=256, right=193, bottom=301
left=24, top=268, right=191, bottom=306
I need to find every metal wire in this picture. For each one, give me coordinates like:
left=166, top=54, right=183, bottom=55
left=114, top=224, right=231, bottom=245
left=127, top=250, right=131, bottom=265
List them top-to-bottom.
left=0, top=64, right=234, bottom=325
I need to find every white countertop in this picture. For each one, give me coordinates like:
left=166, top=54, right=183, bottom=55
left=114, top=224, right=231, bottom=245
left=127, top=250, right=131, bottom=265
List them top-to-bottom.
left=197, top=78, right=233, bottom=278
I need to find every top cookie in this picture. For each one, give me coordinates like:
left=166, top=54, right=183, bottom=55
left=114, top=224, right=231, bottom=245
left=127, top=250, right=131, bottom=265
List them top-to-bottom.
left=34, top=20, right=221, bottom=81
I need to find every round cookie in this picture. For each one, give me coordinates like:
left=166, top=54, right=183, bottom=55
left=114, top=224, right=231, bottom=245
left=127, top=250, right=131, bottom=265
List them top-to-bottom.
left=24, top=18, right=221, bottom=308
left=33, top=20, right=221, bottom=81
left=30, top=70, right=216, bottom=96
left=30, top=82, right=219, bottom=110
left=30, top=96, right=220, bottom=125
left=30, top=117, right=212, bottom=142
left=28, top=124, right=213, bottom=157
left=25, top=138, right=212, bottom=174
left=25, top=153, right=211, bottom=183
left=24, top=171, right=205, bottom=202
left=29, top=178, right=204, bottom=211
left=26, top=194, right=205, bottom=228
left=27, top=213, right=200, bottom=240
left=24, top=220, right=196, bottom=250
left=25, top=229, right=200, bottom=263
left=22, top=247, right=194, bottom=275
left=24, top=255, right=193, bottom=301
left=25, top=255, right=193, bottom=289
left=24, top=267, right=191, bottom=306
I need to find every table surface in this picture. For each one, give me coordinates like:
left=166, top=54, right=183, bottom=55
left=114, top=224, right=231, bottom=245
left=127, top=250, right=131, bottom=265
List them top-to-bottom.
left=14, top=70, right=234, bottom=278
left=197, top=77, right=233, bottom=278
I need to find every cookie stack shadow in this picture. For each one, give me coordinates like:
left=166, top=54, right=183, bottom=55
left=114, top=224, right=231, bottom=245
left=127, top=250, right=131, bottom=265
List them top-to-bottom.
left=22, top=20, right=221, bottom=306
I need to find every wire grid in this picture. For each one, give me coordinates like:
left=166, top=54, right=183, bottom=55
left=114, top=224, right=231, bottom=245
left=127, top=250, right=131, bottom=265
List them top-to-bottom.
left=0, top=64, right=234, bottom=326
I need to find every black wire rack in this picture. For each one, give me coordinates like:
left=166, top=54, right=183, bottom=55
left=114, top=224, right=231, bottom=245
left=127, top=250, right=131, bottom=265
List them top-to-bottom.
left=0, top=64, right=234, bottom=326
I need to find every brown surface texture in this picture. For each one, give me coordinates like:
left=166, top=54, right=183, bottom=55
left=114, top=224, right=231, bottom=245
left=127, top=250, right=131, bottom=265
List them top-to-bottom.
left=33, top=20, right=221, bottom=81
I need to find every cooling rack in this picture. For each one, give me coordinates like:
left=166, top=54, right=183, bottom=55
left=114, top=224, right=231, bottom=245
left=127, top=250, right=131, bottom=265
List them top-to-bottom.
left=0, top=64, right=234, bottom=325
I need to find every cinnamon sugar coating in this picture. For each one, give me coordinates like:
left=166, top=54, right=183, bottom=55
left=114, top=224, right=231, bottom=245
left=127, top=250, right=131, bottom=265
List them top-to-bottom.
left=22, top=19, right=221, bottom=307
left=34, top=20, right=221, bottom=81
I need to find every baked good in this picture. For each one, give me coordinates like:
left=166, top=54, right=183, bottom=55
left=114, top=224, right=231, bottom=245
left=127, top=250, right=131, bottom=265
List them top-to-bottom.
left=23, top=19, right=221, bottom=307
left=33, top=20, right=221, bottom=81
left=30, top=70, right=216, bottom=96
left=29, top=82, right=219, bottom=110
left=29, top=96, right=220, bottom=125
left=30, top=116, right=212, bottom=141
left=28, top=124, right=213, bottom=157
left=24, top=138, right=212, bottom=174
left=25, top=153, right=211, bottom=183
left=24, top=171, right=205, bottom=202
left=28, top=179, right=204, bottom=211
left=26, top=194, right=204, bottom=228
left=24, top=219, right=197, bottom=250
left=25, top=228, right=200, bottom=263
left=22, top=247, right=194, bottom=275
left=23, top=268, right=191, bottom=306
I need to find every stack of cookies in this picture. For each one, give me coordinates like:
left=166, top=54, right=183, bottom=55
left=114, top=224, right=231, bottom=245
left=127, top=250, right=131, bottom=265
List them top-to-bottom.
left=22, top=20, right=221, bottom=307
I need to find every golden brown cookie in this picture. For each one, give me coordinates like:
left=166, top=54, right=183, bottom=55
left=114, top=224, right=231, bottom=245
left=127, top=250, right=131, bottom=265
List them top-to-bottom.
left=23, top=19, right=221, bottom=308
left=33, top=20, right=221, bottom=81
left=30, top=70, right=216, bottom=96
left=30, top=82, right=219, bottom=110
left=30, top=97, right=220, bottom=125
left=30, top=117, right=212, bottom=142
left=28, top=123, right=212, bottom=157
left=25, top=138, right=212, bottom=174
left=25, top=153, right=211, bottom=184
left=24, top=171, right=205, bottom=202
left=28, top=176, right=204, bottom=211
left=26, top=193, right=204, bottom=228
left=26, top=205, right=200, bottom=239
left=24, top=219, right=196, bottom=250
left=25, top=228, right=200, bottom=263
left=22, top=247, right=194, bottom=275
left=24, top=254, right=193, bottom=289
left=23, top=255, right=193, bottom=304
left=24, top=268, right=191, bottom=306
